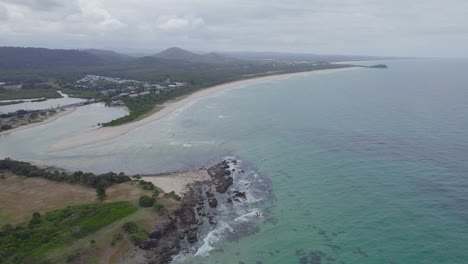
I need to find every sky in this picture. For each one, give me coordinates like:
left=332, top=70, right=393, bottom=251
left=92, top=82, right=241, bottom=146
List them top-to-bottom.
left=0, top=0, right=467, bottom=57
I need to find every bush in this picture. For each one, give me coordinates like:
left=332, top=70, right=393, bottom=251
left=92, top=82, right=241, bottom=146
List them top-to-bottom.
left=1, top=124, right=12, bottom=130
left=138, top=180, right=155, bottom=190
left=152, top=189, right=160, bottom=198
left=164, top=191, right=181, bottom=201
left=138, top=195, right=155, bottom=207
left=154, top=203, right=165, bottom=212
left=29, top=212, right=42, bottom=226
left=123, top=221, right=139, bottom=234
left=130, top=230, right=148, bottom=244
left=111, top=233, right=123, bottom=246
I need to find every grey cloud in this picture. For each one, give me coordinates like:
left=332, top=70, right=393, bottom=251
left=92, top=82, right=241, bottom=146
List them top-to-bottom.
left=0, top=0, right=467, bottom=57
left=1, top=0, right=63, bottom=11
left=0, top=4, right=8, bottom=21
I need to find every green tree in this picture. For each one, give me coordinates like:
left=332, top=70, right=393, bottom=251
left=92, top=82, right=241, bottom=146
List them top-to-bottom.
left=96, top=180, right=108, bottom=202
left=138, top=195, right=155, bottom=207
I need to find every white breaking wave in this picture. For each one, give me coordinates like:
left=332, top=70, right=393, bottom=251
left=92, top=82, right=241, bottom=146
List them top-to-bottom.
left=234, top=209, right=263, bottom=223
left=194, top=222, right=231, bottom=257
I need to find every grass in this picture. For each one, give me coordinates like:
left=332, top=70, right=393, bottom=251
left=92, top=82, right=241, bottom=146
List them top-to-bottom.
left=0, top=89, right=61, bottom=100
left=0, top=171, right=181, bottom=263
left=0, top=173, right=149, bottom=225
left=0, top=202, right=137, bottom=263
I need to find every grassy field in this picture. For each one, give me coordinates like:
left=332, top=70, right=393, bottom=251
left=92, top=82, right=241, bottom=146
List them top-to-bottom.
left=0, top=88, right=61, bottom=100
left=0, top=172, right=179, bottom=263
left=0, top=173, right=151, bottom=225
left=0, top=201, right=137, bottom=263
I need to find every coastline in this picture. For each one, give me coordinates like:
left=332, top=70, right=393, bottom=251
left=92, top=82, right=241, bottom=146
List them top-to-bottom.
left=47, top=67, right=359, bottom=152
left=0, top=107, right=76, bottom=136
left=141, top=169, right=210, bottom=196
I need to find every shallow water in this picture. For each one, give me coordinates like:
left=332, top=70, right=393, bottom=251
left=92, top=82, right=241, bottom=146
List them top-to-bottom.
left=1, top=59, right=468, bottom=263
left=0, top=91, right=86, bottom=113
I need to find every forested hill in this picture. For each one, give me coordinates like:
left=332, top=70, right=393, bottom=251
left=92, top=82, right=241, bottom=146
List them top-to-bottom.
left=0, top=47, right=126, bottom=70
left=154, top=47, right=239, bottom=64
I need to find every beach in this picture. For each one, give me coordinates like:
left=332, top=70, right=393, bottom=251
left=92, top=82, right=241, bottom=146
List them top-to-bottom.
left=47, top=67, right=357, bottom=152
left=0, top=107, right=76, bottom=136
left=141, top=169, right=210, bottom=195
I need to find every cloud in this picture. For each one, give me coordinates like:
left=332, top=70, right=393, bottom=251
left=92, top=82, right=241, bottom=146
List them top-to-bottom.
left=0, top=0, right=467, bottom=56
left=63, top=0, right=126, bottom=31
left=0, top=4, right=9, bottom=21
left=157, top=16, right=205, bottom=31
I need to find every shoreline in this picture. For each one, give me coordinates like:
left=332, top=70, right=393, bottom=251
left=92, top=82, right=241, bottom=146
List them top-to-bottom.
left=48, top=67, right=359, bottom=152
left=0, top=107, right=76, bottom=136
left=141, top=169, right=210, bottom=196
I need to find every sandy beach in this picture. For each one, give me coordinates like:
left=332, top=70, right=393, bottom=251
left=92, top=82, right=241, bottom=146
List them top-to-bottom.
left=47, top=67, right=358, bottom=152
left=0, top=107, right=76, bottom=136
left=141, top=169, right=210, bottom=196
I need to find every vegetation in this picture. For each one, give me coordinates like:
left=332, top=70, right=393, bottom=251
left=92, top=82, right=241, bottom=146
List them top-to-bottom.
left=0, top=46, right=360, bottom=126
left=0, top=88, right=61, bottom=100
left=0, top=100, right=25, bottom=106
left=0, top=158, right=131, bottom=187
left=138, top=179, right=157, bottom=190
left=95, top=180, right=108, bottom=202
left=164, top=191, right=181, bottom=201
left=138, top=195, right=155, bottom=207
left=0, top=202, right=137, bottom=263
left=154, top=203, right=165, bottom=213
left=122, top=221, right=148, bottom=244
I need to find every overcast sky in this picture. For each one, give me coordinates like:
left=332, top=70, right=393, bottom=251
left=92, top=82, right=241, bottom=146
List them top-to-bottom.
left=0, top=0, right=467, bottom=57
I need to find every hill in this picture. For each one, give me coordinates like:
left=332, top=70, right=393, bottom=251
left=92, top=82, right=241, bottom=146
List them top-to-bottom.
left=0, top=47, right=126, bottom=70
left=154, top=47, right=239, bottom=64
left=79, top=48, right=132, bottom=61
left=220, top=51, right=398, bottom=62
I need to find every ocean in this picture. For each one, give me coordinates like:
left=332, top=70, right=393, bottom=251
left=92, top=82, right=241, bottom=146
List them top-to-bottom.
left=1, top=59, right=468, bottom=263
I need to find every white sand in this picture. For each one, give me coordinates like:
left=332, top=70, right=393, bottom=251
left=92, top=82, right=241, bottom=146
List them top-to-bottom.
left=48, top=67, right=359, bottom=152
left=0, top=107, right=76, bottom=136
left=141, top=169, right=210, bottom=196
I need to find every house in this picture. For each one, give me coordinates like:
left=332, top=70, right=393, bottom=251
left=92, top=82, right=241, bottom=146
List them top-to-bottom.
left=138, top=91, right=151, bottom=96
left=118, top=93, right=130, bottom=97
left=129, top=94, right=139, bottom=98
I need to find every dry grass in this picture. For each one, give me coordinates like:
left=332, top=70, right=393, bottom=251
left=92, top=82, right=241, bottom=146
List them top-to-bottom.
left=0, top=172, right=152, bottom=225
left=0, top=172, right=183, bottom=263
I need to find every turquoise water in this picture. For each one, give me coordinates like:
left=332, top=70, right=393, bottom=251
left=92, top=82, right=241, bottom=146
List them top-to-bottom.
left=1, top=59, right=468, bottom=263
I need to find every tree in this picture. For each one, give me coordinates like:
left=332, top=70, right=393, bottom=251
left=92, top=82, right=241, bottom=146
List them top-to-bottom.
left=96, top=180, right=108, bottom=202
left=138, top=195, right=155, bottom=207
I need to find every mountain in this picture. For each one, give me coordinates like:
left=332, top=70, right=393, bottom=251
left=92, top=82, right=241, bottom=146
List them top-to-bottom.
left=0, top=47, right=126, bottom=70
left=154, top=47, right=240, bottom=64
left=154, top=47, right=201, bottom=61
left=79, top=49, right=131, bottom=61
left=220, top=51, right=398, bottom=62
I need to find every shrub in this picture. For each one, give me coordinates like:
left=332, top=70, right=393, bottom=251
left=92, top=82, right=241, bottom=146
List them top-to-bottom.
left=152, top=189, right=160, bottom=198
left=164, top=191, right=181, bottom=201
left=138, top=195, right=155, bottom=207
left=154, top=203, right=165, bottom=212
left=29, top=212, right=42, bottom=226
left=123, top=222, right=139, bottom=234
left=130, top=230, right=148, bottom=244
left=111, top=233, right=123, bottom=246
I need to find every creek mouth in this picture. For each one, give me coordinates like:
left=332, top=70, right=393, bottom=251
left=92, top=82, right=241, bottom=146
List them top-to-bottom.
left=133, top=157, right=275, bottom=263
